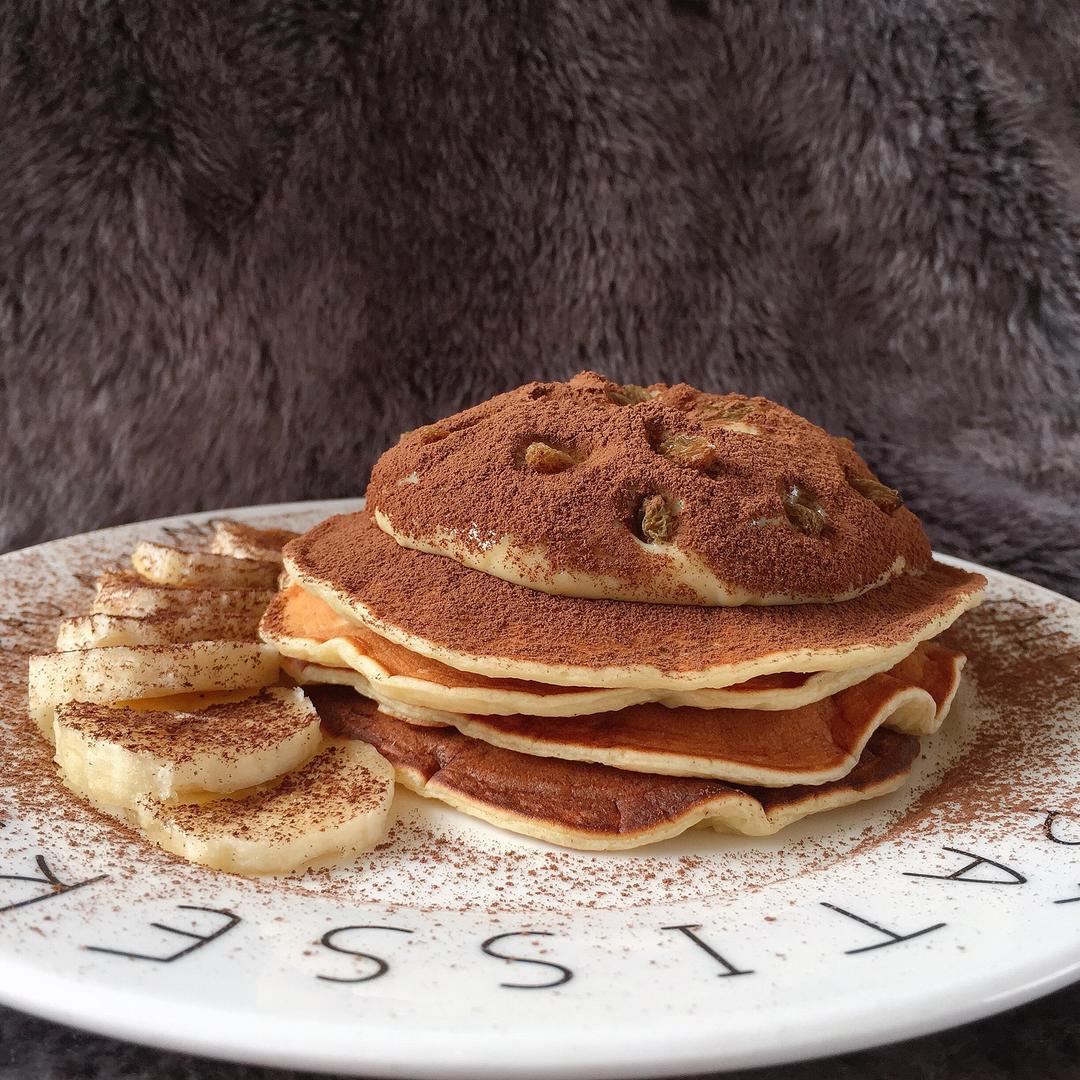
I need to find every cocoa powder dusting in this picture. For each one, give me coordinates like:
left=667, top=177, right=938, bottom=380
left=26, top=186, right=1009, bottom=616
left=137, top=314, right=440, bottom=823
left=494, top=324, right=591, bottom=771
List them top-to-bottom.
left=367, top=372, right=932, bottom=603
left=286, top=511, right=984, bottom=677
left=2, top=512, right=1077, bottom=921
left=264, top=583, right=587, bottom=695
left=845, top=595, right=1080, bottom=856
left=56, top=689, right=313, bottom=764
left=141, top=743, right=389, bottom=843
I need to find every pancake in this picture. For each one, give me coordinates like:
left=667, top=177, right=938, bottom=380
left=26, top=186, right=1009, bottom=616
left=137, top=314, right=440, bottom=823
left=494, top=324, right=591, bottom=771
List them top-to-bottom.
left=368, top=372, right=932, bottom=605
left=283, top=511, right=985, bottom=690
left=261, top=584, right=907, bottom=715
left=290, top=642, right=963, bottom=786
left=442, top=643, right=963, bottom=785
left=279, top=656, right=457, bottom=728
left=311, top=688, right=922, bottom=849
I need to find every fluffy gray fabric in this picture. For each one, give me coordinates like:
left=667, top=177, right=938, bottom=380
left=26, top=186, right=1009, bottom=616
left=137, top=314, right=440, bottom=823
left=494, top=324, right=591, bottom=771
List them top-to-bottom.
left=2, top=1, right=1078, bottom=597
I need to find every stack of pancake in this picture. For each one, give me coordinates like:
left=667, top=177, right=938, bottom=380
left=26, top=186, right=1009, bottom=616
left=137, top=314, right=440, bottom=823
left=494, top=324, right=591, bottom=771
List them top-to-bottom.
left=262, top=373, right=986, bottom=850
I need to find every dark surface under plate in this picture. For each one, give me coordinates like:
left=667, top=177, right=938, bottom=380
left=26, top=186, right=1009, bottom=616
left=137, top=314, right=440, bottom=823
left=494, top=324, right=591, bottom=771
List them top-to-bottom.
left=3, top=983, right=1080, bottom=1078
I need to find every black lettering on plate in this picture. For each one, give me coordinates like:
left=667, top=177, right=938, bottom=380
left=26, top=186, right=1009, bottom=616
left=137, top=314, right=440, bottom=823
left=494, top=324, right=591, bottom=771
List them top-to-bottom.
left=1044, top=812, right=1080, bottom=846
left=904, top=846, right=1027, bottom=885
left=0, top=854, right=108, bottom=913
left=1054, top=887, right=1080, bottom=905
left=821, top=903, right=946, bottom=954
left=86, top=905, right=239, bottom=962
left=661, top=924, right=754, bottom=977
left=317, top=925, right=413, bottom=983
left=481, top=931, right=573, bottom=990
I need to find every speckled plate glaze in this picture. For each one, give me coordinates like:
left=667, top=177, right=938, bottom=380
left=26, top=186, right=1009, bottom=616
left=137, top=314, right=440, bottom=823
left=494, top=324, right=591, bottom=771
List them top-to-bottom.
left=1, top=501, right=1078, bottom=1079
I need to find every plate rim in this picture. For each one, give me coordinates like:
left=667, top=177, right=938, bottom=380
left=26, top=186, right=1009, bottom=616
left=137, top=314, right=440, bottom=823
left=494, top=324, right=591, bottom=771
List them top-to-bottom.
left=1, top=945, right=1078, bottom=1080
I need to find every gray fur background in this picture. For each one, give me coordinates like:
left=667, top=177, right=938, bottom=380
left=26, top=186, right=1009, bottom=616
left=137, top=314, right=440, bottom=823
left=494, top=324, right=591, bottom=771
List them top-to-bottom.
left=2, top=0, right=1079, bottom=601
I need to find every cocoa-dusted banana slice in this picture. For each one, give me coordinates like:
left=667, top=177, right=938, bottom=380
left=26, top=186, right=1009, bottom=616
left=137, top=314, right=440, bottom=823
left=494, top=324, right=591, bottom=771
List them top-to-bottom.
left=367, top=372, right=932, bottom=606
left=210, top=520, right=300, bottom=563
left=131, top=541, right=280, bottom=589
left=91, top=571, right=274, bottom=620
left=27, top=641, right=280, bottom=739
left=54, top=687, right=322, bottom=808
left=136, top=737, right=394, bottom=874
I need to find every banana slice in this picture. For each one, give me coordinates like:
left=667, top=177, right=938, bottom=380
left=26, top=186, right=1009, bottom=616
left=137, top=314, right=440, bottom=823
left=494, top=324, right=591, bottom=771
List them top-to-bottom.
left=211, top=520, right=298, bottom=563
left=132, top=541, right=280, bottom=589
left=92, top=571, right=273, bottom=619
left=57, top=609, right=262, bottom=649
left=28, top=642, right=279, bottom=738
left=54, top=687, right=321, bottom=809
left=134, top=738, right=395, bottom=874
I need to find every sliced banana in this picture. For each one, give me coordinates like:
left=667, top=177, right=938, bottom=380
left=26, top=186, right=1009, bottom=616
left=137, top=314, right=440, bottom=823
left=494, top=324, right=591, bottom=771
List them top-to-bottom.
left=211, top=520, right=298, bottom=563
left=132, top=541, right=280, bottom=589
left=92, top=571, right=273, bottom=619
left=57, top=609, right=262, bottom=649
left=28, top=642, right=279, bottom=739
left=54, top=687, right=321, bottom=809
left=135, top=738, right=394, bottom=874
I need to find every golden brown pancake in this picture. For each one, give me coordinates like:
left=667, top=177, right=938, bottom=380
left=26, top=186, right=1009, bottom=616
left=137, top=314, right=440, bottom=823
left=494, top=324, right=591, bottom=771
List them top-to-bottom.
left=368, top=372, right=932, bottom=605
left=283, top=511, right=985, bottom=690
left=262, top=583, right=907, bottom=714
left=286, top=642, right=963, bottom=785
left=414, top=643, right=964, bottom=785
left=279, top=656, right=457, bottom=728
left=311, top=687, right=921, bottom=849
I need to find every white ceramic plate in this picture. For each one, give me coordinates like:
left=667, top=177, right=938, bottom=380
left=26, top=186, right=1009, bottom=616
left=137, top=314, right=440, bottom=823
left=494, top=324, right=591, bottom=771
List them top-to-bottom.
left=1, top=501, right=1078, bottom=1078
